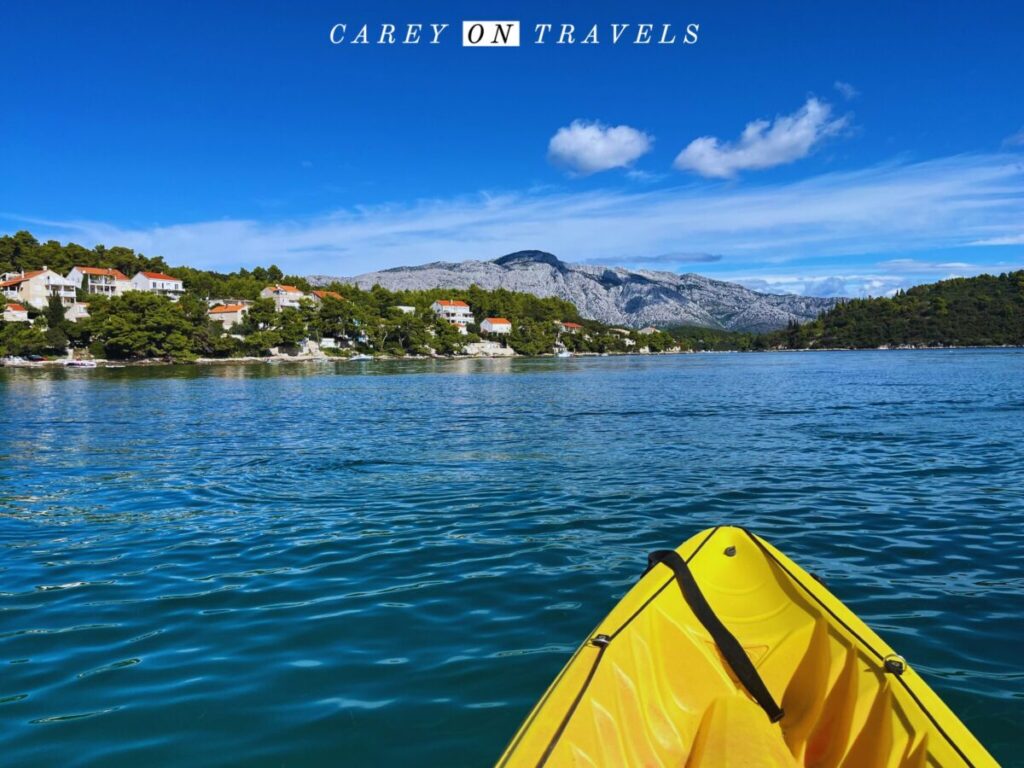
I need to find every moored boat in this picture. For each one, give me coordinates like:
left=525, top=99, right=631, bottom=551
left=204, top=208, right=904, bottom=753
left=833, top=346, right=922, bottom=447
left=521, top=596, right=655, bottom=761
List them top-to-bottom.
left=497, top=526, right=996, bottom=767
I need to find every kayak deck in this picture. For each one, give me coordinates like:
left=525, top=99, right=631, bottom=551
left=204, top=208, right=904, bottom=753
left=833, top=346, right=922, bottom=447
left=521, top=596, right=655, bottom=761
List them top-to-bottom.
left=497, top=526, right=995, bottom=767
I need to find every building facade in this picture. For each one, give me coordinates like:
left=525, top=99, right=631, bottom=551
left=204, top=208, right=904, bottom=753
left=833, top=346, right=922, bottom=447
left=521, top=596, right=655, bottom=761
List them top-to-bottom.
left=67, top=266, right=131, bottom=297
left=0, top=269, right=78, bottom=309
left=130, top=271, right=185, bottom=301
left=261, top=284, right=306, bottom=310
left=309, top=289, right=344, bottom=304
left=431, top=300, right=473, bottom=334
left=2, top=302, right=29, bottom=322
left=66, top=302, right=90, bottom=323
left=208, top=303, right=249, bottom=328
left=480, top=317, right=512, bottom=334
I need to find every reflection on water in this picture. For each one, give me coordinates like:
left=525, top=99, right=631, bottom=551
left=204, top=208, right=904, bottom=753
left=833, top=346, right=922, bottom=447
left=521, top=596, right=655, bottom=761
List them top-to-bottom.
left=1, top=351, right=1022, bottom=766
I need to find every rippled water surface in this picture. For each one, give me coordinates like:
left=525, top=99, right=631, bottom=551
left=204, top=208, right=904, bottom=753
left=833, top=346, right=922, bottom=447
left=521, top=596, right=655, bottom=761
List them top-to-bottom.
left=2, top=350, right=1022, bottom=766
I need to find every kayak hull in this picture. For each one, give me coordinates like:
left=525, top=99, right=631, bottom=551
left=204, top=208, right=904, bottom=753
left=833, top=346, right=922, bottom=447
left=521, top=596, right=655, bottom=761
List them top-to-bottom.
left=497, top=526, right=995, bottom=767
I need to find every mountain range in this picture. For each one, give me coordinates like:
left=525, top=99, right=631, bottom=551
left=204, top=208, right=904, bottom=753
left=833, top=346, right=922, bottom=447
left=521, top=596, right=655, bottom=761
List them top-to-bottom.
left=311, top=251, right=837, bottom=332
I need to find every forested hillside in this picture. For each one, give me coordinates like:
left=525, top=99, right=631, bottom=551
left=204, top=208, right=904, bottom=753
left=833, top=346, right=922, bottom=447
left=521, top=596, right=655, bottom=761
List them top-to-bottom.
left=0, top=232, right=677, bottom=360
left=5, top=232, right=1021, bottom=359
left=770, top=271, right=1024, bottom=349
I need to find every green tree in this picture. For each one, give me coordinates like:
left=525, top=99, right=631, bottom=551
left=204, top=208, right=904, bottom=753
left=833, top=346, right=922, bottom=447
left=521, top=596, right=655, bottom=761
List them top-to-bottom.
left=86, top=292, right=197, bottom=360
left=43, top=294, right=67, bottom=328
left=313, top=295, right=351, bottom=340
left=240, top=298, right=278, bottom=335
left=276, top=308, right=307, bottom=347
left=431, top=319, right=465, bottom=355
left=508, top=319, right=556, bottom=356
left=0, top=323, right=49, bottom=356
left=241, top=330, right=282, bottom=356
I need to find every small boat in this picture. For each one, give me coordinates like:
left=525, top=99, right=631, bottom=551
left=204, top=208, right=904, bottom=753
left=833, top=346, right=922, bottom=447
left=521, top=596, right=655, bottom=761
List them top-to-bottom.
left=554, top=350, right=572, bottom=358
left=349, top=353, right=373, bottom=361
left=63, top=360, right=98, bottom=368
left=497, top=526, right=995, bottom=767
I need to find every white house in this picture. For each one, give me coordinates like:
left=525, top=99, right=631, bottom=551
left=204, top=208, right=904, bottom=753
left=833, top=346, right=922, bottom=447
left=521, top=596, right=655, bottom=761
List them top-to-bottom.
left=67, top=266, right=131, bottom=297
left=0, top=268, right=78, bottom=309
left=131, top=271, right=185, bottom=301
left=261, top=284, right=306, bottom=310
left=309, top=289, right=344, bottom=304
left=431, top=299, right=473, bottom=334
left=2, top=302, right=29, bottom=322
left=66, top=302, right=90, bottom=323
left=208, top=303, right=249, bottom=328
left=394, top=305, right=415, bottom=314
left=480, top=317, right=512, bottom=334
left=558, top=321, right=583, bottom=334
left=638, top=326, right=659, bottom=335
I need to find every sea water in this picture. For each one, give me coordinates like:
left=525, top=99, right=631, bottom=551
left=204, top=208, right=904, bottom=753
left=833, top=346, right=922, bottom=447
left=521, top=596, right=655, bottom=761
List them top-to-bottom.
left=1, top=350, right=1021, bottom=765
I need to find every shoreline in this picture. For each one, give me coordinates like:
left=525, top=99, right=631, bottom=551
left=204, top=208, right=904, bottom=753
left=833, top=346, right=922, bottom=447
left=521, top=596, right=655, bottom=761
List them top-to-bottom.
left=3, top=344, right=1022, bottom=369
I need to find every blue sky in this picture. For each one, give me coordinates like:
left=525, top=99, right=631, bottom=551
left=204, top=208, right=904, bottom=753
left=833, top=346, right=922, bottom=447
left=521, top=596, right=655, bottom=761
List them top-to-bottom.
left=1, top=1, right=1023, bottom=296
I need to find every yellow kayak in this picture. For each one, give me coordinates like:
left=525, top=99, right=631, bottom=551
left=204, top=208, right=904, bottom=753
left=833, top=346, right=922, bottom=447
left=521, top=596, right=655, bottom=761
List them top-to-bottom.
left=497, top=526, right=996, bottom=767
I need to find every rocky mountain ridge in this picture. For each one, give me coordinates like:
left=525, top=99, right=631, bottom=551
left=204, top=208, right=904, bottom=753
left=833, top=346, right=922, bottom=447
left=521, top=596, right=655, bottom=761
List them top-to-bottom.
left=310, top=251, right=838, bottom=332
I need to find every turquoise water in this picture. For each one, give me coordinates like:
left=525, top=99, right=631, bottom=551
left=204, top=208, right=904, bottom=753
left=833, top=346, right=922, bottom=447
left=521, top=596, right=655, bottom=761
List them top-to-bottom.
left=1, top=350, right=1022, bottom=766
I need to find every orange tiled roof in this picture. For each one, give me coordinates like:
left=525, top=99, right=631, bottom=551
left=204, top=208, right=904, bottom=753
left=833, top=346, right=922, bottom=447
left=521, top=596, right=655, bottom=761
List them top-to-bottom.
left=77, top=266, right=129, bottom=280
left=0, top=270, right=45, bottom=287
left=140, top=271, right=180, bottom=281
left=268, top=284, right=302, bottom=293
left=312, top=290, right=343, bottom=300
left=435, top=299, right=469, bottom=308
left=5, top=303, right=26, bottom=312
left=209, top=303, right=247, bottom=314
left=484, top=317, right=511, bottom=324
left=561, top=321, right=583, bottom=329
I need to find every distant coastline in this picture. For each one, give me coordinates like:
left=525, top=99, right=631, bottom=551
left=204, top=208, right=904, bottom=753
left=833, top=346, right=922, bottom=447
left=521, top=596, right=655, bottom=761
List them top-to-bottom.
left=4, top=232, right=1022, bottom=364
left=4, top=343, right=1022, bottom=372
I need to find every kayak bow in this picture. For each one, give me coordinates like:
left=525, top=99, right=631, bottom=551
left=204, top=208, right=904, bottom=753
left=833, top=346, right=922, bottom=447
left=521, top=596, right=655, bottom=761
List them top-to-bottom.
left=497, top=526, right=996, bottom=767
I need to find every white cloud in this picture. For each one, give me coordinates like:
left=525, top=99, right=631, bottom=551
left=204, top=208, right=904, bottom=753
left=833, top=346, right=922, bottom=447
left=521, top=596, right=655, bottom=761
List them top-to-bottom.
left=834, top=81, right=859, bottom=100
left=673, top=98, right=849, bottom=178
left=548, top=120, right=652, bottom=175
left=1003, top=128, right=1024, bottom=148
left=7, top=154, right=1024, bottom=297
left=625, top=169, right=666, bottom=183
left=971, top=234, right=1024, bottom=245
left=584, top=252, right=722, bottom=266
left=733, top=258, right=1023, bottom=298
left=876, top=259, right=981, bottom=271
left=737, top=274, right=909, bottom=298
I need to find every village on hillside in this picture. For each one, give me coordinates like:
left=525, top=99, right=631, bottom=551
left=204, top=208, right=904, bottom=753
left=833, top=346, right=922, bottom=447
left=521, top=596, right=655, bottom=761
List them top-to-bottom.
left=0, top=255, right=679, bottom=365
